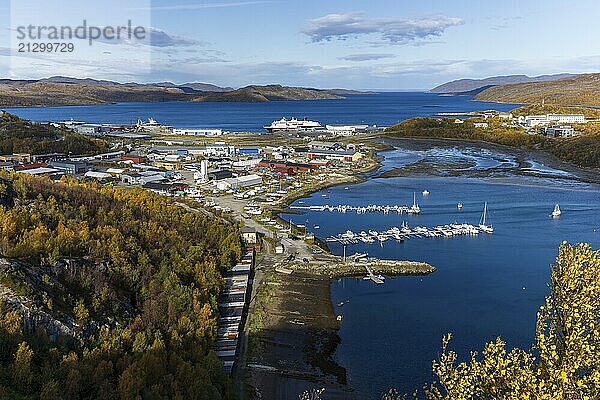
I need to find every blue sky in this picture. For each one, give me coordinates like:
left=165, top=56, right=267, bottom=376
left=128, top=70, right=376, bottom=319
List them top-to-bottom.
left=0, top=0, right=599, bottom=89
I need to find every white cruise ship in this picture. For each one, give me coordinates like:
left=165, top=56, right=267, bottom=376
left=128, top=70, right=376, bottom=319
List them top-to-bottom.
left=264, top=117, right=322, bottom=132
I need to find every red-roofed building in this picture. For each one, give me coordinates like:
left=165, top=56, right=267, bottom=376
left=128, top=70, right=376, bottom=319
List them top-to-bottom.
left=120, top=155, right=148, bottom=164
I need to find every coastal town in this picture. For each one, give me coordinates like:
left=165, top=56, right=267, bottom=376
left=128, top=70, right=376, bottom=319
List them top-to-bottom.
left=2, top=0, right=600, bottom=398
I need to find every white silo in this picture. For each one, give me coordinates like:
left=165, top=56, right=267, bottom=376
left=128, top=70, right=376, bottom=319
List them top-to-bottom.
left=200, top=159, right=209, bottom=182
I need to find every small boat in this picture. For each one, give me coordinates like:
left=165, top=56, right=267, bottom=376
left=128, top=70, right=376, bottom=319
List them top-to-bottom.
left=344, top=187, right=349, bottom=190
left=422, top=190, right=430, bottom=196
left=409, top=192, right=421, bottom=214
left=457, top=202, right=463, bottom=210
left=478, top=202, right=494, bottom=234
left=552, top=204, right=561, bottom=218
left=313, top=225, right=320, bottom=229
left=337, top=302, right=344, bottom=307
left=336, top=315, right=343, bottom=321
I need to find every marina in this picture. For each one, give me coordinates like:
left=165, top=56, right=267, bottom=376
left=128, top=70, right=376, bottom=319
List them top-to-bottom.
left=290, top=195, right=422, bottom=215
left=326, top=222, right=486, bottom=245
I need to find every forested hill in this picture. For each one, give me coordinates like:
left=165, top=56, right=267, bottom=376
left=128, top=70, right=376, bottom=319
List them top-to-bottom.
left=430, top=73, right=576, bottom=94
left=474, top=73, right=600, bottom=106
left=0, top=78, right=354, bottom=107
left=0, top=112, right=107, bottom=155
left=0, top=173, right=241, bottom=399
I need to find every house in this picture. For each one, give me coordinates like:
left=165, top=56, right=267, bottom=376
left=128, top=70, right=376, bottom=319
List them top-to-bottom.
left=520, top=114, right=586, bottom=127
left=474, top=122, right=488, bottom=128
left=325, top=124, right=370, bottom=136
left=544, top=125, right=575, bottom=138
left=173, top=128, right=224, bottom=136
left=308, top=141, right=343, bottom=151
left=203, top=142, right=235, bottom=157
left=237, top=147, right=261, bottom=156
left=307, top=149, right=363, bottom=162
left=0, top=153, right=31, bottom=164
left=120, top=155, right=148, bottom=164
left=233, top=158, right=263, bottom=170
left=48, top=160, right=89, bottom=175
left=258, top=160, right=317, bottom=174
left=0, top=161, right=15, bottom=172
left=154, top=161, right=183, bottom=170
left=17, top=167, right=62, bottom=176
left=106, top=168, right=125, bottom=177
left=209, top=170, right=234, bottom=181
left=84, top=171, right=113, bottom=180
left=121, top=171, right=167, bottom=185
left=121, top=172, right=143, bottom=185
left=216, top=174, right=262, bottom=191
left=142, top=182, right=173, bottom=195
left=241, top=227, right=259, bottom=244
left=275, top=243, right=285, bottom=254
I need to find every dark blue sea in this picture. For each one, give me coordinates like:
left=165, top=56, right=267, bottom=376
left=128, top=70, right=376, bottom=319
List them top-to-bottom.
left=4, top=92, right=516, bottom=132
left=284, top=146, right=600, bottom=399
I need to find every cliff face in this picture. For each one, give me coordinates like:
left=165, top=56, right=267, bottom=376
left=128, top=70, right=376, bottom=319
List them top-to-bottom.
left=0, top=257, right=134, bottom=342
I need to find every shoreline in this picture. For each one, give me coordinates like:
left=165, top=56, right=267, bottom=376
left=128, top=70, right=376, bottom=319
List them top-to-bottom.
left=242, top=135, right=598, bottom=399
left=378, top=136, right=600, bottom=185
left=243, top=144, right=434, bottom=399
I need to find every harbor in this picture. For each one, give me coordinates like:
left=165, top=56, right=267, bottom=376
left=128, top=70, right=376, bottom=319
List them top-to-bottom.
left=290, top=200, right=422, bottom=215
left=325, top=222, right=488, bottom=246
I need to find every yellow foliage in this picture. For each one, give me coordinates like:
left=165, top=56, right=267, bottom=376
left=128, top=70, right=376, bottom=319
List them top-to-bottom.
left=426, top=243, right=600, bottom=399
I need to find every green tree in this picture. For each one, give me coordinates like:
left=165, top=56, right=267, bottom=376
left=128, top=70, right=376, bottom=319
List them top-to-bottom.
left=12, top=341, right=33, bottom=392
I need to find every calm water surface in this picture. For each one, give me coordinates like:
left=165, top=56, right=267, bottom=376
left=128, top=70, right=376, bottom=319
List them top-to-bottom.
left=4, top=92, right=515, bottom=131
left=9, top=93, right=595, bottom=398
left=285, top=147, right=600, bottom=399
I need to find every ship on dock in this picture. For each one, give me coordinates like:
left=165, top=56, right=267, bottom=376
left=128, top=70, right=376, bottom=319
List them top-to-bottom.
left=264, top=117, right=322, bottom=132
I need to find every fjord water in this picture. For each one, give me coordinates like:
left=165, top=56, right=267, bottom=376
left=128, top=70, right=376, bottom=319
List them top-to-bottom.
left=5, top=92, right=516, bottom=131
left=285, top=148, right=600, bottom=399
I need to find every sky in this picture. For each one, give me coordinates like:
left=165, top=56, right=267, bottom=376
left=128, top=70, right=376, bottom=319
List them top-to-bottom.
left=0, top=0, right=599, bottom=90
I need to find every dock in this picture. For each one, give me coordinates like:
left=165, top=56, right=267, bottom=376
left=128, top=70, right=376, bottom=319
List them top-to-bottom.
left=290, top=203, right=421, bottom=215
left=326, top=222, right=488, bottom=245
left=364, top=265, right=385, bottom=284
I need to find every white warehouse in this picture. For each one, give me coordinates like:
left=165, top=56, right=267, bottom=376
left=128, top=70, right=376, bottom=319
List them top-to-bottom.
left=520, top=114, right=586, bottom=127
left=173, top=128, right=224, bottom=136
left=216, top=174, right=262, bottom=191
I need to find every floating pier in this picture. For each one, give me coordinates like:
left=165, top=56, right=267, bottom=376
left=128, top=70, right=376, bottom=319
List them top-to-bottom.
left=290, top=203, right=421, bottom=215
left=326, top=222, right=488, bottom=245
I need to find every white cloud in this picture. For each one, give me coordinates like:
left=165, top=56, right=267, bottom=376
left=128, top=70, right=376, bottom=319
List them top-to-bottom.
left=140, top=1, right=274, bottom=11
left=304, top=13, right=464, bottom=44
left=338, top=53, right=395, bottom=61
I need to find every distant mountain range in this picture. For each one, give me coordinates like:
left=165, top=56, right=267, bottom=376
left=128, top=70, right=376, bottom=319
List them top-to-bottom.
left=474, top=73, right=600, bottom=107
left=430, top=74, right=577, bottom=94
left=0, top=77, right=366, bottom=107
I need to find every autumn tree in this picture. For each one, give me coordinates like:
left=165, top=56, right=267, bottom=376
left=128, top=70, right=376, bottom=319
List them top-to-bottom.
left=426, top=243, right=600, bottom=400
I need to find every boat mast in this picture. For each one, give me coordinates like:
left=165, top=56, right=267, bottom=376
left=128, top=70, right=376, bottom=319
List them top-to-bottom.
left=482, top=202, right=487, bottom=225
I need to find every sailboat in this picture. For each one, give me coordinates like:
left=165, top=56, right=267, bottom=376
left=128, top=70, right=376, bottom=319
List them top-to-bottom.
left=409, top=192, right=421, bottom=214
left=479, top=202, right=494, bottom=234
left=551, top=204, right=561, bottom=218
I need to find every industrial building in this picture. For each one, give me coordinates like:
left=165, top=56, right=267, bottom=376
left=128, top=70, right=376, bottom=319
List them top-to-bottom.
left=172, top=128, right=224, bottom=136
